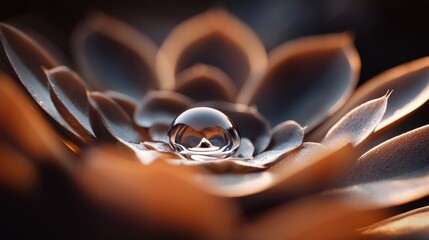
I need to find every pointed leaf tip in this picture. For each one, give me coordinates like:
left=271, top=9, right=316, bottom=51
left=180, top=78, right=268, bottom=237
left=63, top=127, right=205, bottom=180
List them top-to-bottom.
left=310, top=57, right=429, bottom=141
left=322, top=94, right=389, bottom=146
left=271, top=120, right=305, bottom=151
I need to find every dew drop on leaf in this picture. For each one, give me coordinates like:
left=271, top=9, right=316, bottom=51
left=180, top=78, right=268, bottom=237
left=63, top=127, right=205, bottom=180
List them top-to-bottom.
left=168, top=107, right=240, bottom=161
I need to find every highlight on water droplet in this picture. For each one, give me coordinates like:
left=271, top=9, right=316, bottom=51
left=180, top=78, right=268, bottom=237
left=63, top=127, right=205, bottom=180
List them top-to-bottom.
left=168, top=107, right=241, bottom=161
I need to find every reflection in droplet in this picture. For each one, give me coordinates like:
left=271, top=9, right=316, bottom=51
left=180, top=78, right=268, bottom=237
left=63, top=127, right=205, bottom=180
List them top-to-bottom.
left=168, top=107, right=240, bottom=161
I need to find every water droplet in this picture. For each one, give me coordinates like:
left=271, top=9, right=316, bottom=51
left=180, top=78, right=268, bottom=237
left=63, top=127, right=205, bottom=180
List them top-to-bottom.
left=168, top=107, right=240, bottom=161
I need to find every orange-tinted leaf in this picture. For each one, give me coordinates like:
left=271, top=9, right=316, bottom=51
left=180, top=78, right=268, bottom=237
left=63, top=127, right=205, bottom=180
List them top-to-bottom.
left=158, top=8, right=267, bottom=92
left=72, top=12, right=163, bottom=99
left=0, top=23, right=85, bottom=143
left=242, top=33, right=360, bottom=129
left=47, top=66, right=95, bottom=142
left=0, top=74, right=69, bottom=164
left=331, top=124, right=429, bottom=209
left=0, top=140, right=38, bottom=192
left=205, top=140, right=354, bottom=197
left=259, top=141, right=355, bottom=199
left=269, top=142, right=326, bottom=172
left=77, top=146, right=240, bottom=239
left=173, top=158, right=265, bottom=174
left=242, top=195, right=385, bottom=240
left=362, top=206, right=429, bottom=238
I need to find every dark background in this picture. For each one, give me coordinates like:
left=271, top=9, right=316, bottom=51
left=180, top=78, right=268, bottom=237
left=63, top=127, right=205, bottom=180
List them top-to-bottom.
left=2, top=0, right=429, bottom=83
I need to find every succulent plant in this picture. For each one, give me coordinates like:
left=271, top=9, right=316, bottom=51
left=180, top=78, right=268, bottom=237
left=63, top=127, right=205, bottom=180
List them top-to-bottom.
left=1, top=8, right=429, bottom=240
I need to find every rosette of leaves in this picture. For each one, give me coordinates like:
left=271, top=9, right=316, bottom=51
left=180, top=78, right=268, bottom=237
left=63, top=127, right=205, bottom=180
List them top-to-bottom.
left=1, top=9, right=429, bottom=240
